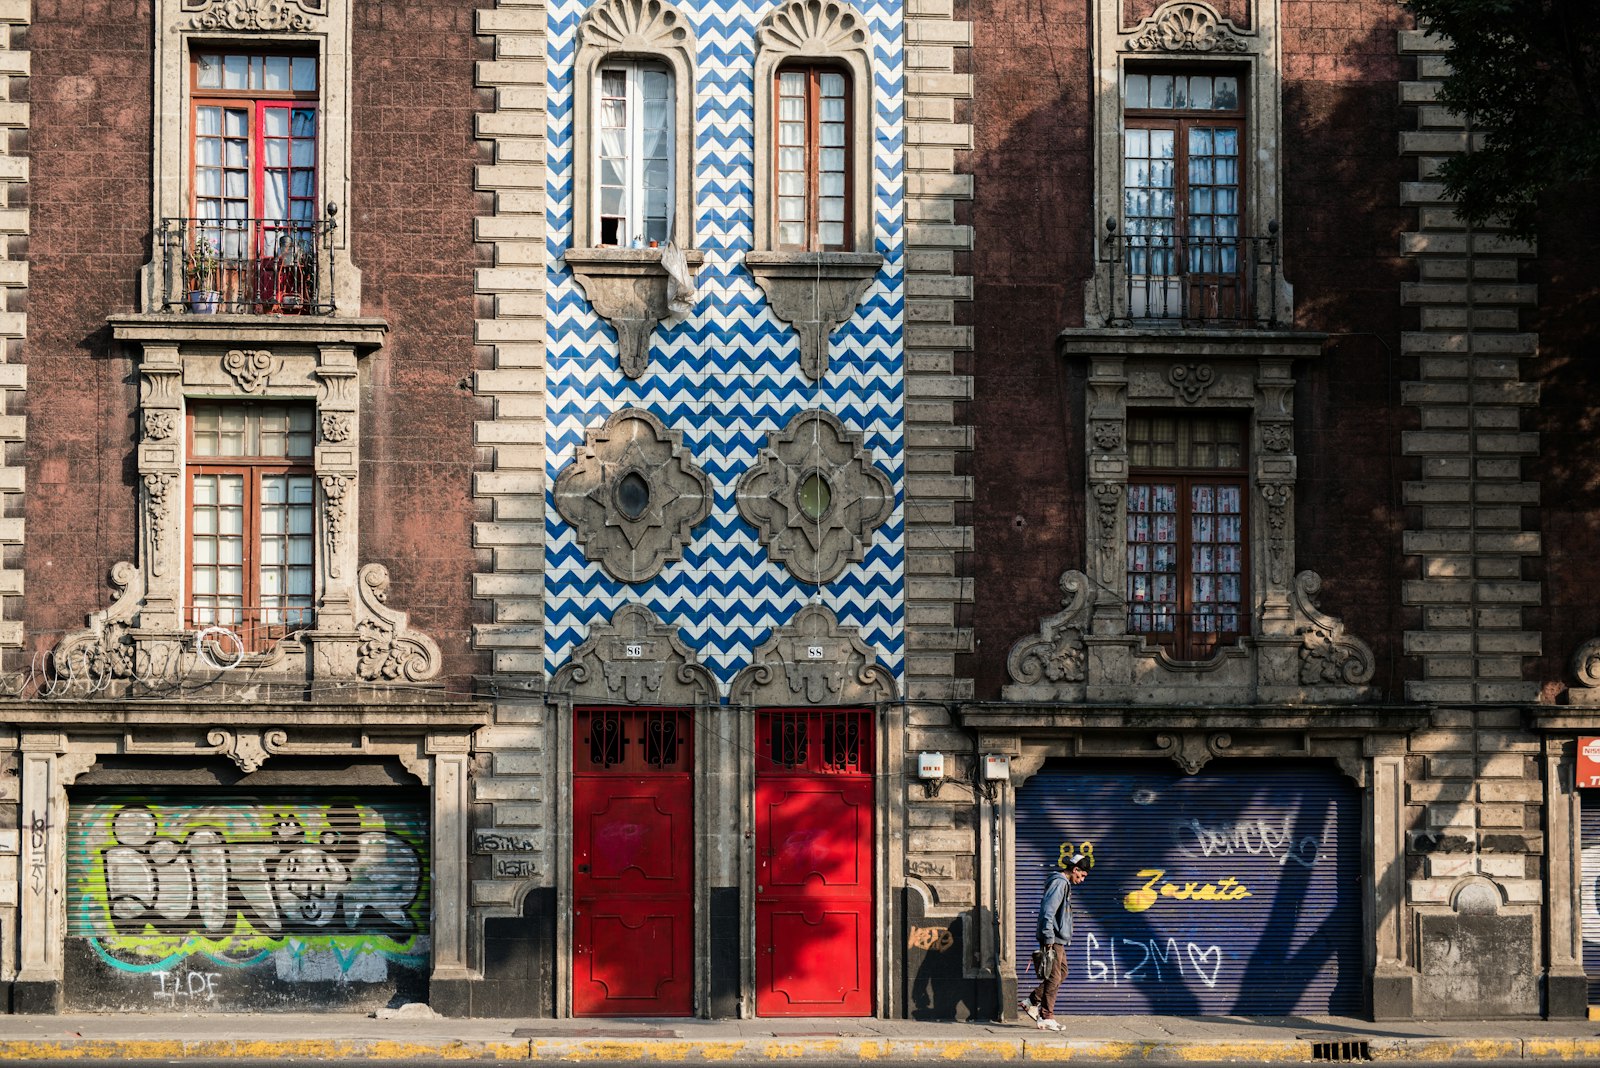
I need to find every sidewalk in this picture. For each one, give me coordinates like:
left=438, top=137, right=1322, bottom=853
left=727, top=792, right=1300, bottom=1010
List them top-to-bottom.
left=0, top=1011, right=1593, bottom=1062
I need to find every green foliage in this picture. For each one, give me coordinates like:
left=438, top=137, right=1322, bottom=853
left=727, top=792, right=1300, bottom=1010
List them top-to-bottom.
left=1400, top=0, right=1600, bottom=237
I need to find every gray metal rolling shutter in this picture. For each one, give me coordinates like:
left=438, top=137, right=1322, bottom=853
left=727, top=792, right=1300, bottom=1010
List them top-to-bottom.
left=1015, top=762, right=1361, bottom=1015
left=66, top=793, right=430, bottom=965
left=1580, top=794, right=1600, bottom=1003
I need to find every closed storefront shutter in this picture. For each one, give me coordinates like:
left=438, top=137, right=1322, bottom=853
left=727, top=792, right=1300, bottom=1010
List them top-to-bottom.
left=1015, top=762, right=1361, bottom=1015
left=65, top=792, right=430, bottom=1012
left=1579, top=795, right=1600, bottom=1003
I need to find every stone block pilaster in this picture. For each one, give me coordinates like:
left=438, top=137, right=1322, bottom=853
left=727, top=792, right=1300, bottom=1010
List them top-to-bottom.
left=902, top=0, right=974, bottom=703
left=0, top=4, right=26, bottom=653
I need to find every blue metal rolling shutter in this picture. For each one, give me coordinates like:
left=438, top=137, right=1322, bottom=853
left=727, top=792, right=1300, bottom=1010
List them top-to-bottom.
left=1015, top=762, right=1361, bottom=1015
left=1580, top=794, right=1600, bottom=1003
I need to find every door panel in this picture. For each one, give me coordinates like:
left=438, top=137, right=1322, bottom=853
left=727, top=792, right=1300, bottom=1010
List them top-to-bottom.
left=574, top=708, right=693, bottom=1017
left=754, top=710, right=873, bottom=1017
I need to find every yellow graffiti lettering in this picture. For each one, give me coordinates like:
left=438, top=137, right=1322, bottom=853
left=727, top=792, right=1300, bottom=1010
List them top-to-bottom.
left=1056, top=839, right=1096, bottom=870
left=1121, top=868, right=1252, bottom=912
left=907, top=926, right=955, bottom=952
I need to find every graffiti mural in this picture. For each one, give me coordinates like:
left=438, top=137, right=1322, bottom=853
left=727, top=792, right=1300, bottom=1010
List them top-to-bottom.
left=1015, top=765, right=1361, bottom=1015
left=67, top=798, right=429, bottom=1007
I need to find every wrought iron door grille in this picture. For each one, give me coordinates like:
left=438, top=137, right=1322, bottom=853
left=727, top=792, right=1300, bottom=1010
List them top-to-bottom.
left=576, top=708, right=693, bottom=773
left=644, top=709, right=681, bottom=768
left=758, top=710, right=871, bottom=775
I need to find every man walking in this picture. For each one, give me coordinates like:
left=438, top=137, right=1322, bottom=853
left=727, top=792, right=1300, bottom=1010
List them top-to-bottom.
left=1020, top=852, right=1089, bottom=1031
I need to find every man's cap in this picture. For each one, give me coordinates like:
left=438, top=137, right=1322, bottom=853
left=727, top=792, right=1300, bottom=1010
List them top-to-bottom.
left=1064, top=853, right=1089, bottom=871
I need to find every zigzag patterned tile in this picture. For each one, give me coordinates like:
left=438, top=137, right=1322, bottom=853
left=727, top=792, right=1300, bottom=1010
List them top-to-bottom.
left=545, top=0, right=907, bottom=692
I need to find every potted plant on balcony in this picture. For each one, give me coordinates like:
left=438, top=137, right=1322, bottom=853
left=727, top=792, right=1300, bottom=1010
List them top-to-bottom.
left=185, top=235, right=221, bottom=314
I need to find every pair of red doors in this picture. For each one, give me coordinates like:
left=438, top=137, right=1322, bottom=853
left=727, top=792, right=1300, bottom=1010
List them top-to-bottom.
left=572, top=708, right=873, bottom=1017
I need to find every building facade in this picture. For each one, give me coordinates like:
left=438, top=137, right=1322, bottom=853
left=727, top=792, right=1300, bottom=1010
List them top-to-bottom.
left=0, top=0, right=1594, bottom=1025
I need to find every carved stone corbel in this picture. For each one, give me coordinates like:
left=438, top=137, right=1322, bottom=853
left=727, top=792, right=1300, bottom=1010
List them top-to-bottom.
left=564, top=248, right=705, bottom=380
left=743, top=252, right=883, bottom=381
left=1004, top=570, right=1093, bottom=701
left=551, top=603, right=717, bottom=705
left=729, top=604, right=897, bottom=705
left=206, top=729, right=276, bottom=773
left=1155, top=731, right=1232, bottom=775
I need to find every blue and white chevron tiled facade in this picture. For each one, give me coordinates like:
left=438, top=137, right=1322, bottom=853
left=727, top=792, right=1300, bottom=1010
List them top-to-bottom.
left=543, top=0, right=907, bottom=691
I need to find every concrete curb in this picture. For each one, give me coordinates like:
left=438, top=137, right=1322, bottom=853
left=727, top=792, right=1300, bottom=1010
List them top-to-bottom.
left=0, top=1034, right=1591, bottom=1061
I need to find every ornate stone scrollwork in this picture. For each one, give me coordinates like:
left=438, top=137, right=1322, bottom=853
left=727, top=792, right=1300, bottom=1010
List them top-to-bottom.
left=187, top=0, right=316, bottom=31
left=582, top=0, right=692, bottom=52
left=758, top=0, right=868, bottom=53
left=1126, top=1, right=1248, bottom=53
left=221, top=348, right=280, bottom=393
left=1168, top=362, right=1216, bottom=403
left=553, top=408, right=713, bottom=584
left=736, top=409, right=894, bottom=585
left=144, top=410, right=178, bottom=441
left=320, top=411, right=352, bottom=443
left=1260, top=422, right=1292, bottom=453
left=142, top=472, right=177, bottom=577
left=320, top=475, right=352, bottom=579
left=1260, top=482, right=1292, bottom=587
left=49, top=562, right=145, bottom=694
left=354, top=564, right=443, bottom=682
left=1006, top=570, right=1093, bottom=689
left=1290, top=571, right=1375, bottom=688
left=551, top=603, right=718, bottom=705
left=730, top=604, right=897, bottom=705
left=1571, top=639, right=1600, bottom=699
left=206, top=729, right=276, bottom=773
left=1155, top=732, right=1233, bottom=775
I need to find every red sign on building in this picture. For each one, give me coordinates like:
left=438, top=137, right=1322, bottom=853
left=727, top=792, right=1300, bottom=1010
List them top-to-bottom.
left=1578, top=738, right=1600, bottom=788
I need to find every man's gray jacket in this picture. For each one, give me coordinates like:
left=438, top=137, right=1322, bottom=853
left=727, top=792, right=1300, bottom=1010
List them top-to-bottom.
left=1036, top=870, right=1074, bottom=946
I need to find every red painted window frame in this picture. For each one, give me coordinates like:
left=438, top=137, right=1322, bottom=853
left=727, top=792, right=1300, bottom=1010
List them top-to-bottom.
left=188, top=50, right=320, bottom=251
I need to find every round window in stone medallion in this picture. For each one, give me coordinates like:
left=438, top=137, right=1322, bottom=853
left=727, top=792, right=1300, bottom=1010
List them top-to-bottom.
left=615, top=470, right=652, bottom=521
left=797, top=471, right=833, bottom=522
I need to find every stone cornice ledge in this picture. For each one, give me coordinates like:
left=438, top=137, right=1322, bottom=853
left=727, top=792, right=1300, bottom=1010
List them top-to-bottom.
left=108, top=314, right=390, bottom=352
left=1057, top=326, right=1327, bottom=362
left=0, top=701, right=491, bottom=728
left=959, top=702, right=1430, bottom=734
left=1523, top=707, right=1600, bottom=731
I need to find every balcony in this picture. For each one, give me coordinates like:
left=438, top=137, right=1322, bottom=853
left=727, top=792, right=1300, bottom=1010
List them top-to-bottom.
left=158, top=214, right=337, bottom=316
left=1101, top=222, right=1282, bottom=328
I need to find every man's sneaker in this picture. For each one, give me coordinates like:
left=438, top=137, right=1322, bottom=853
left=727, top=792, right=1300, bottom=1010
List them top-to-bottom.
left=1018, top=998, right=1041, bottom=1022
left=1036, top=1017, right=1064, bottom=1032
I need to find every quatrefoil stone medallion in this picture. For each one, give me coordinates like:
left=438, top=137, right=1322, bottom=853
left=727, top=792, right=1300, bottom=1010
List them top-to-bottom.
left=554, top=408, right=712, bottom=583
left=736, top=409, right=894, bottom=585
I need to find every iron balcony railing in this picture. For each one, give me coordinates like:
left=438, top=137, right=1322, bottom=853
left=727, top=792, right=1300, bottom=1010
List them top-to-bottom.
left=159, top=211, right=337, bottom=315
left=1102, top=220, right=1281, bottom=327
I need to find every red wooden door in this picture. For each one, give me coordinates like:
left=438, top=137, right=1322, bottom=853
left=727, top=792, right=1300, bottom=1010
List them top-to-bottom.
left=573, top=708, right=693, bottom=1016
left=755, top=710, right=874, bottom=1016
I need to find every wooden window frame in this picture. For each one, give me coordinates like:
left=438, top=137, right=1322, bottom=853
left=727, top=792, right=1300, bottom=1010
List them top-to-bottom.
left=188, top=49, right=320, bottom=222
left=593, top=60, right=675, bottom=248
left=772, top=63, right=853, bottom=253
left=1122, top=68, right=1247, bottom=241
left=185, top=403, right=316, bottom=652
left=1125, top=413, right=1249, bottom=661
